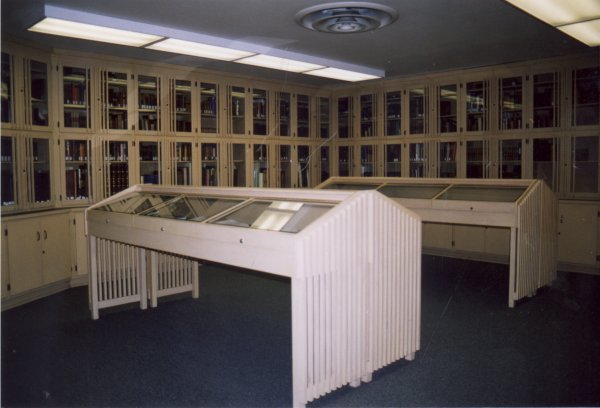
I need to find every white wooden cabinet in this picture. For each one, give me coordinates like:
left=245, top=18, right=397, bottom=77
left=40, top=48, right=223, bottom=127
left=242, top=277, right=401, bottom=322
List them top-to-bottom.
left=558, top=201, right=600, bottom=274
left=4, top=212, right=71, bottom=296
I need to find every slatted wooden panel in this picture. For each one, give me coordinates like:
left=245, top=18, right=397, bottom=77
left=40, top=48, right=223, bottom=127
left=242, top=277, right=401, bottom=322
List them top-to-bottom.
left=293, top=192, right=421, bottom=406
left=149, top=251, right=199, bottom=307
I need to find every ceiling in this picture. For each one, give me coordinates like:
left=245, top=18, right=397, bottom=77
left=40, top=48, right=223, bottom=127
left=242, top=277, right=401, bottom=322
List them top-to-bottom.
left=1, top=0, right=596, bottom=88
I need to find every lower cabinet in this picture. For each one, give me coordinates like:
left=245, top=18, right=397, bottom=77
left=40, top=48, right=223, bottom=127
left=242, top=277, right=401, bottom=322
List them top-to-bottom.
left=558, top=201, right=600, bottom=274
left=2, top=211, right=76, bottom=304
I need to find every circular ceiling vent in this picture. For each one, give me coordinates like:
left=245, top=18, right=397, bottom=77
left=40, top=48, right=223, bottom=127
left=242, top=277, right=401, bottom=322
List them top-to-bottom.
left=295, top=2, right=398, bottom=34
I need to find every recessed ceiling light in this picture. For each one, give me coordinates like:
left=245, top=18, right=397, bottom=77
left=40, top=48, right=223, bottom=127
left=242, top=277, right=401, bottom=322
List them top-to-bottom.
left=295, top=2, right=398, bottom=34
left=147, top=38, right=254, bottom=61
left=235, top=54, right=325, bottom=72
left=303, top=67, right=380, bottom=81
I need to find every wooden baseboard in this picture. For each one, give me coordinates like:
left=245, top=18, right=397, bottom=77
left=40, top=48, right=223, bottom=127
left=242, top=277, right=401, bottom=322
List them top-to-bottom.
left=423, top=247, right=510, bottom=265
left=1, top=278, right=71, bottom=312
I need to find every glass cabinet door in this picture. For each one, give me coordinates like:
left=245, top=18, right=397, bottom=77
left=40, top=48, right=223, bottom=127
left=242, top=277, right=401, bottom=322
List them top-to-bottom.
left=2, top=52, right=14, bottom=124
left=29, top=60, right=49, bottom=127
left=62, top=66, right=91, bottom=129
left=572, top=67, right=599, bottom=126
left=102, top=70, right=128, bottom=130
left=533, top=72, right=561, bottom=128
left=137, top=75, right=160, bottom=132
left=499, top=76, right=523, bottom=130
left=172, top=79, right=192, bottom=133
left=465, top=81, right=489, bottom=132
left=201, top=82, right=219, bottom=134
left=438, top=84, right=457, bottom=133
left=229, top=86, right=245, bottom=135
left=409, top=87, right=427, bottom=135
left=252, top=89, right=268, bottom=136
left=385, top=91, right=401, bottom=136
left=277, top=92, right=290, bottom=136
left=360, top=93, right=376, bottom=137
left=297, top=94, right=310, bottom=137
left=337, top=96, right=352, bottom=138
left=319, top=97, right=330, bottom=139
left=571, top=135, right=598, bottom=194
left=1, top=136, right=17, bottom=206
left=533, top=137, right=559, bottom=191
left=31, top=138, right=51, bottom=203
left=63, top=139, right=91, bottom=201
left=499, top=139, right=522, bottom=179
left=103, top=140, right=129, bottom=197
left=466, top=140, right=486, bottom=178
left=139, top=141, right=161, bottom=184
left=174, top=141, right=192, bottom=185
left=438, top=141, right=457, bottom=177
left=201, top=142, right=219, bottom=186
left=409, top=142, right=425, bottom=177
left=231, top=143, right=246, bottom=187
left=253, top=143, right=269, bottom=187
left=298, top=144, right=310, bottom=187
left=385, top=144, right=401, bottom=177
left=278, top=145, right=292, bottom=187
left=338, top=145, right=353, bottom=176
left=360, top=145, right=375, bottom=176
left=320, top=146, right=330, bottom=182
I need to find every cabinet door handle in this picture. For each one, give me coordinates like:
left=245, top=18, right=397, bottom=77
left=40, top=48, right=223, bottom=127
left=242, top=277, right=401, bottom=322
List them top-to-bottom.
left=44, top=230, right=48, bottom=240
left=36, top=231, right=40, bottom=241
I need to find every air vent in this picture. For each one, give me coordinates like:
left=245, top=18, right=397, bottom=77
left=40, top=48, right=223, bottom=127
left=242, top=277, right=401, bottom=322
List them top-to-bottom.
left=295, top=2, right=398, bottom=34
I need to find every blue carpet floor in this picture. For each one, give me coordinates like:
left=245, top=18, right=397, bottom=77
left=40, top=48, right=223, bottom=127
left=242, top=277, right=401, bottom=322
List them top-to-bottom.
left=2, top=256, right=600, bottom=407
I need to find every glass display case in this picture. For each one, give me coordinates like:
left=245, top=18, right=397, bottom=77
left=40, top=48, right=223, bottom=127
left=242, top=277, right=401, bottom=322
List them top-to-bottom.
left=1, top=52, right=13, bottom=124
left=28, top=59, right=49, bottom=127
left=62, top=66, right=91, bottom=129
left=572, top=67, right=599, bottom=126
left=102, top=70, right=128, bottom=130
left=532, top=72, right=560, bottom=128
left=137, top=75, right=160, bottom=132
left=499, top=76, right=523, bottom=130
left=171, top=79, right=192, bottom=133
left=465, top=81, right=489, bottom=132
left=201, top=82, right=219, bottom=134
left=438, top=84, right=457, bottom=133
left=229, top=86, right=245, bottom=135
left=409, top=87, right=427, bottom=134
left=252, top=88, right=268, bottom=136
left=385, top=90, right=401, bottom=136
left=277, top=92, right=290, bottom=136
left=360, top=93, right=376, bottom=137
left=297, top=94, right=310, bottom=137
left=337, top=96, right=352, bottom=138
left=319, top=97, right=330, bottom=139
left=571, top=135, right=598, bottom=194
left=1, top=136, right=16, bottom=207
left=30, top=137, right=51, bottom=203
left=532, top=137, right=558, bottom=191
left=63, top=138, right=91, bottom=201
left=499, top=139, right=522, bottom=179
left=103, top=140, right=130, bottom=197
left=466, top=140, right=486, bottom=178
left=138, top=141, right=162, bottom=184
left=173, top=141, right=193, bottom=186
left=438, top=141, right=457, bottom=178
left=201, top=142, right=219, bottom=186
left=409, top=142, right=426, bottom=177
left=230, top=143, right=246, bottom=187
left=253, top=143, right=269, bottom=187
left=385, top=143, right=401, bottom=177
left=278, top=144, right=292, bottom=187
left=297, top=144, right=310, bottom=188
left=360, top=144, right=375, bottom=176
left=338, top=145, right=352, bottom=176
left=319, top=146, right=330, bottom=183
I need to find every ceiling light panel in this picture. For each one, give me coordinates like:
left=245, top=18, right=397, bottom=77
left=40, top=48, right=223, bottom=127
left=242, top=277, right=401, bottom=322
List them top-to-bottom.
left=505, top=0, right=600, bottom=26
left=28, top=17, right=163, bottom=47
left=557, top=19, right=600, bottom=47
left=147, top=38, right=255, bottom=61
left=235, top=55, right=325, bottom=72
left=303, top=67, right=380, bottom=82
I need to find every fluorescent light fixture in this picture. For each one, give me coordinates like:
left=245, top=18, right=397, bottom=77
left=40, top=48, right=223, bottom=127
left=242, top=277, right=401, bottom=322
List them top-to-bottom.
left=505, top=0, right=600, bottom=46
left=28, top=17, right=164, bottom=47
left=558, top=19, right=600, bottom=47
left=147, top=38, right=254, bottom=61
left=235, top=54, right=325, bottom=73
left=303, top=67, right=381, bottom=82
